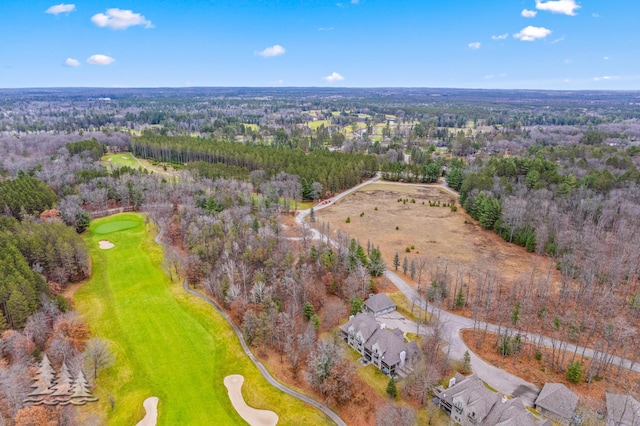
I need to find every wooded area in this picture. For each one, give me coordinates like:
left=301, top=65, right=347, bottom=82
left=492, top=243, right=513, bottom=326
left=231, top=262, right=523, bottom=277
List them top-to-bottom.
left=2, top=87, right=640, bottom=424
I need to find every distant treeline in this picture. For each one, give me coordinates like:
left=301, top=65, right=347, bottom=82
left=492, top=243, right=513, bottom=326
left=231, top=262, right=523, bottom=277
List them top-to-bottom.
left=131, top=136, right=379, bottom=196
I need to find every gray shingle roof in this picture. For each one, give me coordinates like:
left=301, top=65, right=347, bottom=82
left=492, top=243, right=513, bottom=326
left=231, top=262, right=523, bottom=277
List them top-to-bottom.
left=364, top=293, right=396, bottom=314
left=339, top=312, right=379, bottom=343
left=340, top=312, right=416, bottom=367
left=436, top=375, right=541, bottom=426
left=535, top=383, right=578, bottom=421
left=606, top=393, right=640, bottom=426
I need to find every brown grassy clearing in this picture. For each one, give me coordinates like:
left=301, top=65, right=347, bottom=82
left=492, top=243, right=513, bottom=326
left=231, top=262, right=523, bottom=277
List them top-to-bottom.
left=312, top=182, right=563, bottom=294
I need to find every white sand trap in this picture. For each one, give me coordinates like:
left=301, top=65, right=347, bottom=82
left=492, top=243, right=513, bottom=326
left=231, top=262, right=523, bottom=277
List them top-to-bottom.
left=107, top=158, right=113, bottom=162
left=98, top=240, right=115, bottom=250
left=224, top=375, right=278, bottom=426
left=136, top=397, right=159, bottom=426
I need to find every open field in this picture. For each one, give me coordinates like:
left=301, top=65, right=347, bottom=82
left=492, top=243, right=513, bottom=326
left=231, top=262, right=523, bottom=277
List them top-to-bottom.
left=308, top=119, right=330, bottom=130
left=243, top=123, right=260, bottom=131
left=101, top=153, right=140, bottom=169
left=101, top=153, right=180, bottom=177
left=313, top=182, right=562, bottom=291
left=75, top=213, right=331, bottom=425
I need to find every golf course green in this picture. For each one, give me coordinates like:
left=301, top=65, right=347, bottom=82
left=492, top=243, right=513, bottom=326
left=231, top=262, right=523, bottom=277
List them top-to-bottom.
left=75, top=213, right=330, bottom=425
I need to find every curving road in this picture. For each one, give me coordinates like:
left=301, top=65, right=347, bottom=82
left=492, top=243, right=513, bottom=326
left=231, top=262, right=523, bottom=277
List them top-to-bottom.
left=298, top=175, right=640, bottom=406
left=153, top=220, right=346, bottom=426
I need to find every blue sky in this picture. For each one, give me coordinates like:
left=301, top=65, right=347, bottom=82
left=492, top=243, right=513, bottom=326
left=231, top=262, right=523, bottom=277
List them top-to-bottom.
left=1, top=0, right=639, bottom=89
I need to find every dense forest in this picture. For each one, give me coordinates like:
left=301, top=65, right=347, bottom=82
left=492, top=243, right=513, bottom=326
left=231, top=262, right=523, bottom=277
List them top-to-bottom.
left=131, top=135, right=378, bottom=197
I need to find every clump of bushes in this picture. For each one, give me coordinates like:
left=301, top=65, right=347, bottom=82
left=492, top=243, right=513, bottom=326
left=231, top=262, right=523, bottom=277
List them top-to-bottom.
left=345, top=217, right=351, bottom=223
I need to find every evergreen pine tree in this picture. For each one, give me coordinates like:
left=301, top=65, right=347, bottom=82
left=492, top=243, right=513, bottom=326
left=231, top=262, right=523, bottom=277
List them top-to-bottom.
left=393, top=251, right=400, bottom=271
left=402, top=256, right=408, bottom=275
left=410, top=259, right=416, bottom=280
left=455, top=288, right=466, bottom=309
left=7, top=290, right=30, bottom=329
left=304, top=301, right=314, bottom=321
left=0, top=313, right=8, bottom=332
left=461, top=350, right=472, bottom=374
left=566, top=361, right=582, bottom=383
left=386, top=377, right=398, bottom=398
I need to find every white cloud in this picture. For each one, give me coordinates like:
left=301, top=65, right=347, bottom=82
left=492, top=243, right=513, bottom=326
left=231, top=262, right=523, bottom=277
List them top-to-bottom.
left=351, top=0, right=359, bottom=3
left=535, top=0, right=581, bottom=16
left=45, top=3, right=75, bottom=15
left=91, top=8, right=153, bottom=30
left=521, top=9, right=538, bottom=18
left=592, top=13, right=600, bottom=18
left=514, top=26, right=552, bottom=41
left=318, top=27, right=334, bottom=31
left=491, top=33, right=509, bottom=40
left=550, top=36, right=565, bottom=44
left=468, top=42, right=481, bottom=50
left=256, top=45, right=286, bottom=58
left=87, top=54, right=115, bottom=65
left=603, top=56, right=609, bottom=60
left=64, top=58, right=80, bottom=67
left=564, top=58, right=572, bottom=64
left=322, top=72, right=345, bottom=83
left=484, top=73, right=507, bottom=80
left=593, top=75, right=619, bottom=81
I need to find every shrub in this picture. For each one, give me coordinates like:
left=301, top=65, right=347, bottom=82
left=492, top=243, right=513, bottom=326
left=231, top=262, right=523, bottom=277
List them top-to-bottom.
left=450, top=205, right=458, bottom=212
left=374, top=207, right=378, bottom=211
left=360, top=212, right=364, bottom=217
left=345, top=217, right=350, bottom=223
left=396, top=226, right=399, bottom=230
left=410, top=245, right=414, bottom=250
left=405, top=247, right=410, bottom=253
left=535, top=351, right=542, bottom=361
left=566, top=361, right=582, bottom=383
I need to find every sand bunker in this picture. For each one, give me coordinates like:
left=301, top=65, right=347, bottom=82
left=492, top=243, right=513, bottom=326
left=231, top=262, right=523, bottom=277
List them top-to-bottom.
left=107, top=158, right=113, bottom=162
left=98, top=240, right=115, bottom=250
left=224, top=375, right=278, bottom=426
left=136, top=397, right=159, bottom=426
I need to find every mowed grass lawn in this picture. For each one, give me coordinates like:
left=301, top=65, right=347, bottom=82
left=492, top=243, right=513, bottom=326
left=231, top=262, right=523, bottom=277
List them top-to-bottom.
left=101, top=153, right=140, bottom=169
left=75, top=213, right=331, bottom=425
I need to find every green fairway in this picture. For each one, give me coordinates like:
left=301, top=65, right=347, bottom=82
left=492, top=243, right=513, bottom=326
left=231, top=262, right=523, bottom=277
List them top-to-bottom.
left=101, top=153, right=140, bottom=169
left=75, top=213, right=331, bottom=425
left=94, top=220, right=139, bottom=235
